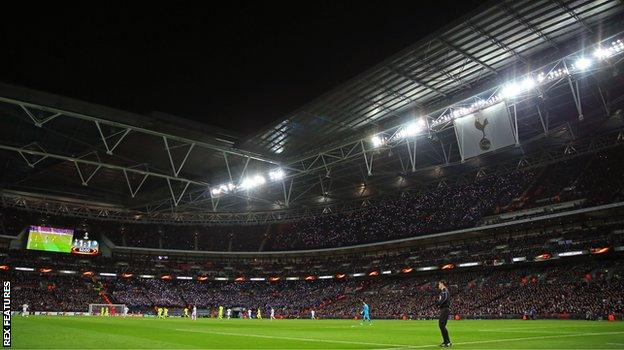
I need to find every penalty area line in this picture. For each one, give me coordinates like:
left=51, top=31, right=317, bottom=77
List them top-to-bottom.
left=175, top=328, right=410, bottom=348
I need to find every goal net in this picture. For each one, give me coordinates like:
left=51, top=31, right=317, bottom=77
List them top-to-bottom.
left=88, top=304, right=126, bottom=316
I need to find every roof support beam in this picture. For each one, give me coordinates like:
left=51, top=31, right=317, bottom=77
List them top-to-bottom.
left=553, top=0, right=594, bottom=35
left=499, top=4, right=560, bottom=51
left=466, top=21, right=528, bottom=65
left=437, top=38, right=499, bottom=75
left=385, top=65, right=447, bottom=98
left=0, top=96, right=281, bottom=166
left=94, top=121, right=131, bottom=155
left=163, top=137, right=195, bottom=177
left=0, top=143, right=210, bottom=187
left=123, top=170, right=149, bottom=198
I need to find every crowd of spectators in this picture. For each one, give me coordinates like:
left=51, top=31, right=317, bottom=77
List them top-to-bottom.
left=6, top=259, right=623, bottom=320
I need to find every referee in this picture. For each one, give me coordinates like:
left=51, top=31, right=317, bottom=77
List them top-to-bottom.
left=437, top=280, right=452, bottom=347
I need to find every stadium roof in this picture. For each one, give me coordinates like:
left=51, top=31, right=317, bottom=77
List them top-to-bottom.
left=1, top=0, right=624, bottom=224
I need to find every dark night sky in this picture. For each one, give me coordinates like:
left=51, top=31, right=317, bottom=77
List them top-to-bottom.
left=1, top=1, right=483, bottom=136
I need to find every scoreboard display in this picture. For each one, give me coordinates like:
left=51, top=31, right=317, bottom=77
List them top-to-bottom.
left=26, top=226, right=74, bottom=253
left=26, top=226, right=99, bottom=255
left=71, top=231, right=99, bottom=256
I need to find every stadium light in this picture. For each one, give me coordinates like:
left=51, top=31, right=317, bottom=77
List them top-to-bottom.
left=431, top=36, right=624, bottom=128
left=593, top=40, right=623, bottom=60
left=573, top=57, right=592, bottom=71
left=501, top=77, right=535, bottom=99
left=397, top=119, right=426, bottom=139
left=370, top=135, right=385, bottom=148
left=268, top=168, right=285, bottom=181
left=240, top=175, right=266, bottom=190
left=211, top=182, right=236, bottom=196
left=558, top=250, right=586, bottom=257
left=512, top=257, right=526, bottom=262
left=458, top=262, right=480, bottom=268
left=417, top=266, right=437, bottom=271
left=14, top=267, right=34, bottom=271
left=59, top=270, right=75, bottom=274
left=382, top=270, right=392, bottom=275
left=99, top=272, right=117, bottom=277
left=351, top=272, right=365, bottom=277
left=139, top=274, right=154, bottom=278
left=318, top=275, right=333, bottom=280
left=176, top=276, right=192, bottom=280
left=214, top=277, right=228, bottom=281
left=250, top=277, right=266, bottom=281
left=285, top=277, right=299, bottom=281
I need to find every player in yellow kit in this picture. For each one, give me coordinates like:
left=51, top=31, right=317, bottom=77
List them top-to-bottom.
left=218, top=306, right=224, bottom=319
left=256, top=307, right=262, bottom=319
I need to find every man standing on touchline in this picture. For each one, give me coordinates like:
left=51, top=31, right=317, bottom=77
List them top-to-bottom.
left=437, top=280, right=452, bottom=347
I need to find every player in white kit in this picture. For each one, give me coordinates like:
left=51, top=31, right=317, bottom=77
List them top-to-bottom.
left=22, top=303, right=28, bottom=317
left=123, top=305, right=129, bottom=317
left=191, top=306, right=197, bottom=320
left=226, top=308, right=231, bottom=319
left=247, top=308, right=252, bottom=319
left=270, top=308, right=275, bottom=319
left=311, top=310, right=316, bottom=319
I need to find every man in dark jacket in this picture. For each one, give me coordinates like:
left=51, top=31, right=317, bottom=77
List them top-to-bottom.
left=437, top=280, right=452, bottom=347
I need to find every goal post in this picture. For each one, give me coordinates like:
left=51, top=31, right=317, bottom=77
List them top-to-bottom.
left=88, top=304, right=127, bottom=316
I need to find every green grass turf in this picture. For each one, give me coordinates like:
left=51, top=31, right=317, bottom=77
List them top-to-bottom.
left=10, top=317, right=624, bottom=349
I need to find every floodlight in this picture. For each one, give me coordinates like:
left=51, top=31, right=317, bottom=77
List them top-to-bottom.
left=593, top=47, right=610, bottom=59
left=574, top=57, right=592, bottom=71
left=501, top=77, right=535, bottom=99
left=520, top=77, right=536, bottom=90
left=500, top=82, right=522, bottom=99
left=398, top=119, right=426, bottom=138
left=371, top=135, right=384, bottom=148
left=269, top=168, right=285, bottom=181
left=240, top=175, right=266, bottom=190
left=210, top=188, right=221, bottom=196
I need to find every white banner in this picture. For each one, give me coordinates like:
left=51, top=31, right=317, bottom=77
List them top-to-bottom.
left=453, top=102, right=517, bottom=161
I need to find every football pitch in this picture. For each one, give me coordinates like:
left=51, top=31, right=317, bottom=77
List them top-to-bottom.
left=10, top=317, right=624, bottom=349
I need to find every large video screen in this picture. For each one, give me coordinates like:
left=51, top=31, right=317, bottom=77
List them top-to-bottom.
left=26, top=226, right=74, bottom=253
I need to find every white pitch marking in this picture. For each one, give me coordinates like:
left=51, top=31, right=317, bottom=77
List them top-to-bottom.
left=176, top=328, right=409, bottom=348
left=478, top=329, right=575, bottom=334
left=402, top=331, right=624, bottom=349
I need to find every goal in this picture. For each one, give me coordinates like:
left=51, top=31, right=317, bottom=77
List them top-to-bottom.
left=88, top=304, right=127, bottom=316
